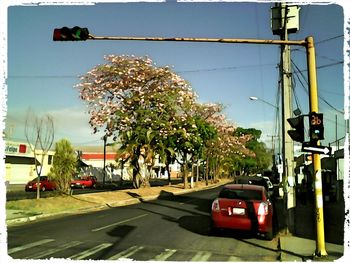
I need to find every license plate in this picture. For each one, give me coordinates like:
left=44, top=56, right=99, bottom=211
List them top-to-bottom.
left=231, top=207, right=245, bottom=215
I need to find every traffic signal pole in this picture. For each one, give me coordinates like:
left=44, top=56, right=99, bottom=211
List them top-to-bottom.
left=56, top=30, right=327, bottom=257
left=305, top=36, right=327, bottom=257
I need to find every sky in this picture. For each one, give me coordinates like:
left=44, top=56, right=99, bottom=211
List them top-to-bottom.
left=1, top=0, right=349, bottom=152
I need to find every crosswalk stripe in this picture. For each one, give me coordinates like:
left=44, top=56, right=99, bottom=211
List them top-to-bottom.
left=8, top=239, right=55, bottom=255
left=27, top=240, right=82, bottom=259
left=69, top=243, right=113, bottom=260
left=107, top=245, right=144, bottom=260
left=151, top=248, right=177, bottom=261
left=191, top=251, right=212, bottom=261
left=227, top=255, right=242, bottom=261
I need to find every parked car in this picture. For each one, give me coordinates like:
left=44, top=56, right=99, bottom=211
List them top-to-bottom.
left=71, top=175, right=97, bottom=189
left=25, top=176, right=56, bottom=192
left=235, top=176, right=272, bottom=197
left=263, top=176, right=275, bottom=197
left=211, top=184, right=274, bottom=240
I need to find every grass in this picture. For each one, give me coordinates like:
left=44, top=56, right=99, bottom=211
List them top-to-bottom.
left=6, top=195, right=100, bottom=214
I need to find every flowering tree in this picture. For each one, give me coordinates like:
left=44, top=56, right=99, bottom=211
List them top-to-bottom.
left=76, top=54, right=262, bottom=189
left=76, top=55, right=196, bottom=188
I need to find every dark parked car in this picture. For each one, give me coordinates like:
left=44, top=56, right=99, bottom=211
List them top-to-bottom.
left=71, top=175, right=97, bottom=189
left=25, top=176, right=56, bottom=192
left=235, top=176, right=273, bottom=197
left=211, top=184, right=274, bottom=240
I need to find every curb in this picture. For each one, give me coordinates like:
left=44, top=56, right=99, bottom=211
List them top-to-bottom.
left=7, top=181, right=229, bottom=226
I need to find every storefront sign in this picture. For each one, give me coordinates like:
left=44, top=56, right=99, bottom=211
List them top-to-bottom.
left=5, top=142, right=30, bottom=155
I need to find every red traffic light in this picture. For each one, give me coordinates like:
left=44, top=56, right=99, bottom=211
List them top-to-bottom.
left=53, top=26, right=89, bottom=41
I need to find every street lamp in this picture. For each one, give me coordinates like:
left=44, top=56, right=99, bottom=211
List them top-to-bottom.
left=249, top=96, right=282, bottom=182
left=249, top=96, right=278, bottom=109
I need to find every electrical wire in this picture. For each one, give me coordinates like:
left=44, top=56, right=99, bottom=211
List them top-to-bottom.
left=291, top=59, right=344, bottom=114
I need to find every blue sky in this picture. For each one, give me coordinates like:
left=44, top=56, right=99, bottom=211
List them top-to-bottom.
left=1, top=0, right=348, bottom=151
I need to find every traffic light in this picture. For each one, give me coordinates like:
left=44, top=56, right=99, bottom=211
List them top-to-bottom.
left=53, top=26, right=89, bottom=41
left=309, top=112, right=324, bottom=141
left=287, top=115, right=304, bottom=143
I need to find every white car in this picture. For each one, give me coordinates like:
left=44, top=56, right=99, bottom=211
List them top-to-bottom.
left=263, top=176, right=274, bottom=196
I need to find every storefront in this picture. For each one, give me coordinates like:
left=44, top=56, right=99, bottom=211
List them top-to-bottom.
left=5, top=140, right=54, bottom=185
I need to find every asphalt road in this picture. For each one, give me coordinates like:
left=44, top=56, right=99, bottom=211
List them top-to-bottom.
left=7, top=186, right=280, bottom=261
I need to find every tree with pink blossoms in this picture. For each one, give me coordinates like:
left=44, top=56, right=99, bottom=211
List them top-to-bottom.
left=76, top=55, right=196, bottom=188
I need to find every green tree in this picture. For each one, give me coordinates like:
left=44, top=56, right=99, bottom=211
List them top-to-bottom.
left=233, top=127, right=272, bottom=174
left=49, top=139, right=77, bottom=194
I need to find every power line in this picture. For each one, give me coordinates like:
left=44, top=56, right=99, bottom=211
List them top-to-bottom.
left=291, top=59, right=344, bottom=114
left=176, top=63, right=276, bottom=74
left=8, top=75, right=79, bottom=79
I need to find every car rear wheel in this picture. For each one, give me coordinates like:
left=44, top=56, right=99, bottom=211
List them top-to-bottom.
left=262, top=229, right=273, bottom=240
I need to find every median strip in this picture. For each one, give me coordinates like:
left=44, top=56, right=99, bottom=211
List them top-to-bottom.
left=91, top=213, right=148, bottom=232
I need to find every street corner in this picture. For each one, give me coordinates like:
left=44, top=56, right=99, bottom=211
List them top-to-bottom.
left=278, top=235, right=345, bottom=262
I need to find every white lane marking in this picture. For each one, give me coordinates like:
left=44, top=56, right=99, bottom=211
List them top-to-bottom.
left=92, top=213, right=148, bottom=232
left=8, top=239, right=55, bottom=254
left=27, top=240, right=82, bottom=259
left=69, top=243, right=113, bottom=260
left=107, top=245, right=144, bottom=260
left=151, top=248, right=177, bottom=261
left=191, top=251, right=212, bottom=261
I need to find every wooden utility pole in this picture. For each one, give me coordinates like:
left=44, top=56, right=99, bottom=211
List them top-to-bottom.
left=279, top=2, right=296, bottom=234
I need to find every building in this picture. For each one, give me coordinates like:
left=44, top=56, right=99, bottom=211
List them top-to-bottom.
left=4, top=140, right=54, bottom=185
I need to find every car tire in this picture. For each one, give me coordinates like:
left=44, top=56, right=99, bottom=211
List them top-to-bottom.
left=263, top=229, right=273, bottom=241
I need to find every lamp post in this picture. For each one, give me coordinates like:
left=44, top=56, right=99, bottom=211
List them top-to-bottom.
left=249, top=96, right=278, bottom=110
left=249, top=96, right=281, bottom=150
left=102, top=134, right=107, bottom=188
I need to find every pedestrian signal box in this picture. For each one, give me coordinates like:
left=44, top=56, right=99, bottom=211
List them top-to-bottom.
left=309, top=112, right=324, bottom=141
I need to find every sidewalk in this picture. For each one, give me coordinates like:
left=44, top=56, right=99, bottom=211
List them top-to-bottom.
left=275, top=194, right=346, bottom=262
left=278, top=235, right=344, bottom=261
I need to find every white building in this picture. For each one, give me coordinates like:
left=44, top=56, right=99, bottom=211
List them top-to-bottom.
left=4, top=140, right=54, bottom=185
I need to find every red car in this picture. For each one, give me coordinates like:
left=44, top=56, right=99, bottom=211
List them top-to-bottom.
left=71, top=175, right=97, bottom=189
left=25, top=176, right=56, bottom=192
left=211, top=184, right=273, bottom=240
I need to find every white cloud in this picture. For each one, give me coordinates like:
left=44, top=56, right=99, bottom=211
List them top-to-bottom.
left=5, top=106, right=106, bottom=146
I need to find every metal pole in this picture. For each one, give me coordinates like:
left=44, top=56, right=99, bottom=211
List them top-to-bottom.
left=89, top=34, right=306, bottom=46
left=305, top=36, right=327, bottom=257
left=103, top=135, right=107, bottom=188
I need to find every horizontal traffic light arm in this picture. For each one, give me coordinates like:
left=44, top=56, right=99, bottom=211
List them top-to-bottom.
left=53, top=27, right=307, bottom=46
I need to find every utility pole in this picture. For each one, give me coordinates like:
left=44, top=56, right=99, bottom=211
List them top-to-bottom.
left=272, top=2, right=300, bottom=233
left=281, top=3, right=295, bottom=234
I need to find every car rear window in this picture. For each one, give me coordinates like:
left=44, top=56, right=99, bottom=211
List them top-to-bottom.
left=236, top=178, right=268, bottom=190
left=219, top=188, right=262, bottom=200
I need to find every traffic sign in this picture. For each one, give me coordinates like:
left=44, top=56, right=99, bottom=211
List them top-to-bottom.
left=302, top=143, right=332, bottom=155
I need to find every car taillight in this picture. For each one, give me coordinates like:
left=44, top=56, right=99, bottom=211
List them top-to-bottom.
left=212, top=199, right=220, bottom=212
left=257, top=202, right=268, bottom=224
left=258, top=202, right=268, bottom=216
